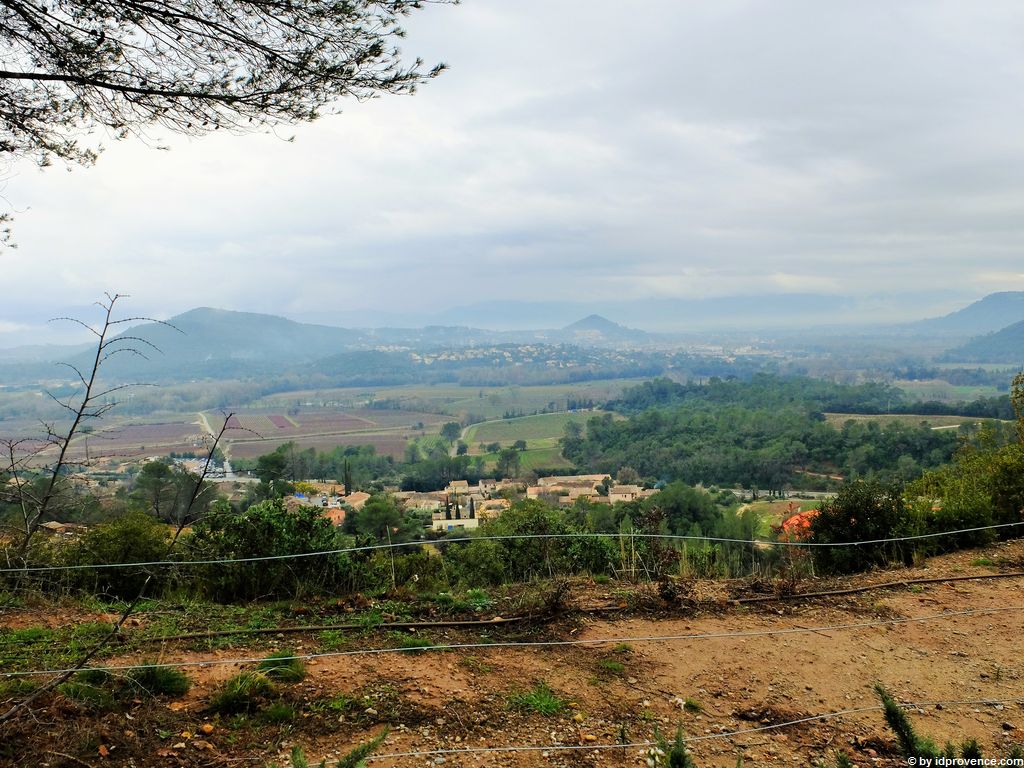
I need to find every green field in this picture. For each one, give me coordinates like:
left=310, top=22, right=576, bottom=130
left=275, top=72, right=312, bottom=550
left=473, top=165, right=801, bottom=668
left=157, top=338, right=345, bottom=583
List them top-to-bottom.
left=249, top=379, right=643, bottom=420
left=895, top=380, right=1003, bottom=402
left=464, top=411, right=595, bottom=444
left=823, top=412, right=998, bottom=429
left=476, top=445, right=574, bottom=473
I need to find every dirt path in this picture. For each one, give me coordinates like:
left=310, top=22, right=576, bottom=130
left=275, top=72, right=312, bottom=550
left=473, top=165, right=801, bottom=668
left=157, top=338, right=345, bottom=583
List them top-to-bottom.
left=4, top=543, right=1024, bottom=767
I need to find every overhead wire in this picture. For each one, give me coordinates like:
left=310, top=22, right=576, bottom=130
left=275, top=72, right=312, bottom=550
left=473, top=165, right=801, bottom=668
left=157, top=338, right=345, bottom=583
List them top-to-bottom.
left=4, top=520, right=1023, bottom=574
left=2, top=605, right=1018, bottom=678
left=360, top=696, right=1024, bottom=762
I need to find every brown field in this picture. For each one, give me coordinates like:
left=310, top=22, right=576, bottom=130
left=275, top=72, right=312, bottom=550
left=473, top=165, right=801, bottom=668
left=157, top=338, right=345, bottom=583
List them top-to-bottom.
left=206, top=408, right=443, bottom=460
left=347, top=408, right=449, bottom=428
left=61, top=421, right=207, bottom=461
left=228, top=431, right=409, bottom=459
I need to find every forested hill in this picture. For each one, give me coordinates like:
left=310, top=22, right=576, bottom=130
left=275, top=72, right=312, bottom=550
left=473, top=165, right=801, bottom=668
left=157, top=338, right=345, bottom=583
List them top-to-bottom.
left=942, top=320, right=1024, bottom=364
left=563, top=374, right=1018, bottom=491
left=607, top=375, right=906, bottom=415
left=609, top=375, right=1015, bottom=419
left=563, top=404, right=963, bottom=492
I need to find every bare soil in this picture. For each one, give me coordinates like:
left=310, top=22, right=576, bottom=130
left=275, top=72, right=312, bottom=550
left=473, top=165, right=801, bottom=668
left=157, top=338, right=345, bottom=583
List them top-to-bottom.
left=3, top=541, right=1024, bottom=767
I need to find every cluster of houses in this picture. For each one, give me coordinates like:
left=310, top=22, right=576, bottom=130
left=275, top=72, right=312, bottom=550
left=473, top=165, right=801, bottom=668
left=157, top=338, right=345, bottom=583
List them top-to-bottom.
left=288, top=474, right=659, bottom=533
left=526, top=475, right=658, bottom=506
left=399, top=479, right=514, bottom=532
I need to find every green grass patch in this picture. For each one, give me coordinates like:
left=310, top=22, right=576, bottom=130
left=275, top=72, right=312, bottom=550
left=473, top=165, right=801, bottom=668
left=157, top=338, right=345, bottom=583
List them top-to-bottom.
left=893, top=381, right=1004, bottom=403
left=465, top=412, right=594, bottom=444
left=476, top=445, right=574, bottom=472
left=971, top=557, right=995, bottom=567
left=465, top=588, right=493, bottom=611
left=318, top=629, right=348, bottom=651
left=391, top=633, right=432, bottom=653
left=258, top=651, right=306, bottom=683
left=459, top=656, right=492, bottom=674
left=597, top=659, right=625, bottom=676
left=128, top=663, right=191, bottom=697
left=209, top=672, right=275, bottom=714
left=0, top=678, right=36, bottom=698
left=58, top=680, right=116, bottom=711
left=508, top=682, right=565, bottom=716
left=309, top=693, right=358, bottom=715
left=682, top=697, right=702, bottom=713
left=260, top=701, right=296, bottom=723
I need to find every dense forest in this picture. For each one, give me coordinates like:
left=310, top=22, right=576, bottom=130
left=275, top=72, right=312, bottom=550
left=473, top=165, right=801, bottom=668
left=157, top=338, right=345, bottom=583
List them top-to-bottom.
left=561, top=375, right=1016, bottom=491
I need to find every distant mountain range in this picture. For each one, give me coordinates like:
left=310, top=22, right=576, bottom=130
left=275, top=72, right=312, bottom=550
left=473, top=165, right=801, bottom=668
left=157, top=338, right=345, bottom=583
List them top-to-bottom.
left=3, top=291, right=1024, bottom=383
left=912, top=291, right=1024, bottom=336
left=0, top=309, right=652, bottom=383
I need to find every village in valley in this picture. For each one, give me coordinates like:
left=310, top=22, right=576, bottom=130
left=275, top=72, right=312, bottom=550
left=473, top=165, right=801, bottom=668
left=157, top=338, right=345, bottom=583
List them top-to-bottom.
left=4, top=2, right=1024, bottom=767
left=283, top=474, right=659, bottom=534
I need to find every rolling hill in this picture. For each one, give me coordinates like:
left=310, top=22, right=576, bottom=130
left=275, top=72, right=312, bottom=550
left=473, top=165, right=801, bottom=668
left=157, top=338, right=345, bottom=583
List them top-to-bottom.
left=913, top=291, right=1024, bottom=336
left=942, top=319, right=1024, bottom=364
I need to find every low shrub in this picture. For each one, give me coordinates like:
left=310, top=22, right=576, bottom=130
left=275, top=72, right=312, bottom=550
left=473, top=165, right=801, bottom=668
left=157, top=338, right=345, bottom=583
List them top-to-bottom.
left=258, top=651, right=306, bottom=683
left=209, top=671, right=275, bottom=713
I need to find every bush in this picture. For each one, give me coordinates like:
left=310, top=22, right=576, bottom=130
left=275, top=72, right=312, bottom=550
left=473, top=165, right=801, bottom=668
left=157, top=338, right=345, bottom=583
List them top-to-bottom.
left=809, top=482, right=918, bottom=573
left=187, top=499, right=352, bottom=601
left=62, top=511, right=171, bottom=599
left=56, top=664, right=190, bottom=709
left=648, top=725, right=696, bottom=768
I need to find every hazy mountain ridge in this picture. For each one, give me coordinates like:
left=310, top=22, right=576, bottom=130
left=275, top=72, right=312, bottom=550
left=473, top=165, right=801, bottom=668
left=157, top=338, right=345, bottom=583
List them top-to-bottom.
left=913, top=291, right=1024, bottom=336
left=2, top=292, right=1023, bottom=385
left=942, top=320, right=1024, bottom=364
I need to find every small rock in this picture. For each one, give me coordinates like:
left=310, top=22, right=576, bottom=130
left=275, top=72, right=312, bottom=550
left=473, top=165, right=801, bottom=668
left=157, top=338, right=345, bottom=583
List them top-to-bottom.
left=364, top=707, right=378, bottom=716
left=1003, top=722, right=1016, bottom=731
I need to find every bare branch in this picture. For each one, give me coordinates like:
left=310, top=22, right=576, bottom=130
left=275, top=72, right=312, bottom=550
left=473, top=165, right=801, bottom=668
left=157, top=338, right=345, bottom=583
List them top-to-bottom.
left=0, top=1, right=453, bottom=166
left=0, top=411, right=235, bottom=724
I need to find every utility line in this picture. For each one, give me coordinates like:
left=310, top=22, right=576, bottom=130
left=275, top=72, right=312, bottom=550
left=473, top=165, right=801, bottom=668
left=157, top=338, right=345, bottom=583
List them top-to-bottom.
left=4, top=521, right=1022, bottom=574
left=3, top=605, right=1017, bottom=678
left=361, top=696, right=1024, bottom=762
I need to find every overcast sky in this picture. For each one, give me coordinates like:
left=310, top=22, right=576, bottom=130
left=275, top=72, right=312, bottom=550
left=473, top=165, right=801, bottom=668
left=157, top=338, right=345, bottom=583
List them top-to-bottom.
left=3, top=0, right=1024, bottom=344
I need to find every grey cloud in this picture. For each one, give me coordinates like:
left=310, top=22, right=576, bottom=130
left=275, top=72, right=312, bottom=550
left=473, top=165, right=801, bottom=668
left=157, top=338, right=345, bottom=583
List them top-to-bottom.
left=3, top=0, right=1024, bottom=339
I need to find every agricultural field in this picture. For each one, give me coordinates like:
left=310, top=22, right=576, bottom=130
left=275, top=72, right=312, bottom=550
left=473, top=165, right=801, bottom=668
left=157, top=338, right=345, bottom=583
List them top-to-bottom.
left=249, top=379, right=643, bottom=421
left=894, top=379, right=1003, bottom=402
left=204, top=408, right=444, bottom=460
left=463, top=411, right=595, bottom=445
left=822, top=412, right=992, bottom=429
left=64, top=421, right=208, bottom=461
left=228, top=432, right=410, bottom=460
left=474, top=445, right=575, bottom=472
